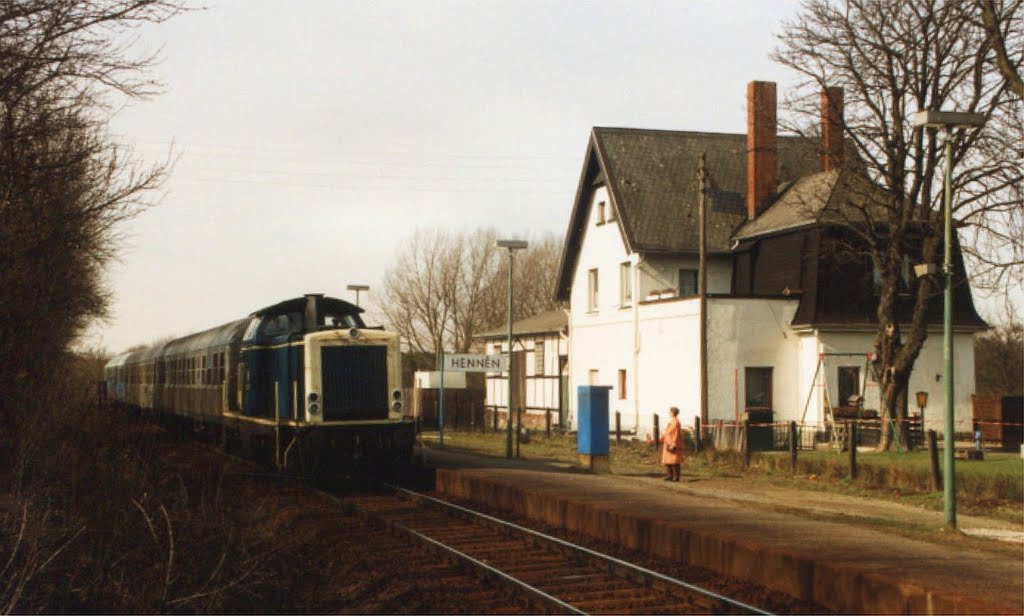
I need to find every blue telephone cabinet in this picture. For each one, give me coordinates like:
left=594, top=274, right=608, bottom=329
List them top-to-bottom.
left=577, top=385, right=611, bottom=456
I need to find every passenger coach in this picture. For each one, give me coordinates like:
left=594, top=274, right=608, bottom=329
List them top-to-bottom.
left=105, top=294, right=414, bottom=473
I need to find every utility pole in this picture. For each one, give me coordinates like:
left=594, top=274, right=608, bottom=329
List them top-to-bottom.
left=697, top=153, right=709, bottom=428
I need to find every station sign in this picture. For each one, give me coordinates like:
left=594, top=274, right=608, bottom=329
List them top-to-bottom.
left=442, top=353, right=508, bottom=372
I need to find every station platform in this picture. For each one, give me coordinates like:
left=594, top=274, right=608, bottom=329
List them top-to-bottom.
left=422, top=447, right=1023, bottom=615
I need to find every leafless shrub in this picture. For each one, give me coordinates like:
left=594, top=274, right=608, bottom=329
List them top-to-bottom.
left=1, top=356, right=285, bottom=613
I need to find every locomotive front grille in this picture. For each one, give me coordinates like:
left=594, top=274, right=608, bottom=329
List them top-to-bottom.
left=320, top=345, right=388, bottom=421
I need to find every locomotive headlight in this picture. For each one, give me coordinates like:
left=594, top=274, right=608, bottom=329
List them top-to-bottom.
left=391, top=388, right=403, bottom=411
left=308, top=392, right=319, bottom=403
left=392, top=401, right=402, bottom=411
left=309, top=403, right=320, bottom=416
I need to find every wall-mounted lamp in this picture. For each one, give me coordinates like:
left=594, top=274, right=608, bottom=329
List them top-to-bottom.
left=913, top=263, right=938, bottom=278
left=915, top=390, right=928, bottom=432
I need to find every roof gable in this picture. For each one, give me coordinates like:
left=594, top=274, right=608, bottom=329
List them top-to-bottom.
left=555, top=127, right=821, bottom=300
left=733, top=168, right=890, bottom=241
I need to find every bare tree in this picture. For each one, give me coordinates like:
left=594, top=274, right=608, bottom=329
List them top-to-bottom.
left=773, top=0, right=1022, bottom=449
left=978, top=0, right=1024, bottom=96
left=0, top=2, right=182, bottom=441
left=379, top=228, right=564, bottom=359
left=974, top=321, right=1024, bottom=395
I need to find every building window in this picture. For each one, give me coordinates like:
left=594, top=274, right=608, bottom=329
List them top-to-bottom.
left=597, top=201, right=606, bottom=225
left=869, top=255, right=882, bottom=294
left=619, top=262, right=632, bottom=307
left=587, top=268, right=598, bottom=312
left=678, top=268, right=698, bottom=297
left=534, top=340, right=545, bottom=375
left=838, top=366, right=860, bottom=407
left=745, top=367, right=772, bottom=409
left=588, top=369, right=599, bottom=385
left=618, top=369, right=627, bottom=399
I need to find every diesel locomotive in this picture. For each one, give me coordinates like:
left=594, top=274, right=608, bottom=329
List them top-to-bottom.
left=104, top=293, right=415, bottom=473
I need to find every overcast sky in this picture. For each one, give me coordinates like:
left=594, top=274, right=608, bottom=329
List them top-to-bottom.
left=85, top=0, right=1010, bottom=354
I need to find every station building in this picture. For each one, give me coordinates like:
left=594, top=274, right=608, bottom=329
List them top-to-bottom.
left=551, top=82, right=986, bottom=440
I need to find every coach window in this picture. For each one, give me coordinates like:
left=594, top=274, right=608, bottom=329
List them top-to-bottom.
left=534, top=340, right=545, bottom=375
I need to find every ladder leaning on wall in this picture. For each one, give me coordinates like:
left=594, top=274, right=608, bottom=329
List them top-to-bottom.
left=799, top=352, right=898, bottom=451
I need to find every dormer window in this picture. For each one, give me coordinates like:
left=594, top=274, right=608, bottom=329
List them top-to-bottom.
left=597, top=201, right=606, bottom=225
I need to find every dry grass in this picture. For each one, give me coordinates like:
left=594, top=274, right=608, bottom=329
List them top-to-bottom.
left=0, top=353, right=285, bottom=613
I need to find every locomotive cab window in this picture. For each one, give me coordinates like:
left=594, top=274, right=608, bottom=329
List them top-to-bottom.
left=260, top=312, right=303, bottom=337
left=323, top=312, right=365, bottom=329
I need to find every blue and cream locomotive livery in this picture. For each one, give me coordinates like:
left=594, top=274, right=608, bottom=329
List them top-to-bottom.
left=104, top=294, right=415, bottom=472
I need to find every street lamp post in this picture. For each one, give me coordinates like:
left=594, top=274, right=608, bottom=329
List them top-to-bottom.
left=911, top=109, right=985, bottom=529
left=497, top=238, right=528, bottom=459
left=346, top=284, right=369, bottom=307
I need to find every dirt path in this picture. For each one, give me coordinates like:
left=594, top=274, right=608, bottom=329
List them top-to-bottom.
left=659, top=473, right=1024, bottom=547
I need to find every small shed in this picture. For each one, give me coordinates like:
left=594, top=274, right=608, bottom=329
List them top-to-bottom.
left=476, top=309, right=569, bottom=430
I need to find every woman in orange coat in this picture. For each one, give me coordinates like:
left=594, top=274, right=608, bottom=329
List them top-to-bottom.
left=661, top=406, right=683, bottom=481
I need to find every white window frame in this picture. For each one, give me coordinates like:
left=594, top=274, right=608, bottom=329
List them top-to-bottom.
left=619, top=262, right=632, bottom=308
left=587, top=268, right=599, bottom=312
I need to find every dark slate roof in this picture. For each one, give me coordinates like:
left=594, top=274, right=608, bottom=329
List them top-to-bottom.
left=555, top=128, right=821, bottom=300
left=734, top=169, right=890, bottom=241
left=734, top=171, right=839, bottom=240
left=475, top=309, right=568, bottom=339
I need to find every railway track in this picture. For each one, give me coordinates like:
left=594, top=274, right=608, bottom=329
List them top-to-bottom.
left=334, top=486, right=772, bottom=615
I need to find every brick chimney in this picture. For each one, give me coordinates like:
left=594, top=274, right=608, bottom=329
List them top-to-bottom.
left=746, top=81, right=777, bottom=220
left=821, top=86, right=844, bottom=172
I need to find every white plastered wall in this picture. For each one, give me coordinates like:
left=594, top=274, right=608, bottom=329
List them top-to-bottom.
left=567, top=185, right=635, bottom=429
left=706, top=297, right=803, bottom=424
left=816, top=330, right=976, bottom=433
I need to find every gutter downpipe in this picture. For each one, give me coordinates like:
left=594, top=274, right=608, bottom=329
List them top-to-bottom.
left=633, top=254, right=641, bottom=436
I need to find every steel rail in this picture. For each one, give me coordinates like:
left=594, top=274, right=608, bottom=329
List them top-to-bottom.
left=387, top=484, right=773, bottom=616
left=370, top=513, right=589, bottom=613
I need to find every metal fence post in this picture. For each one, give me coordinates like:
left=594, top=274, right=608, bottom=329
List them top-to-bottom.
left=515, top=407, right=522, bottom=457
left=615, top=412, right=621, bottom=444
left=652, top=414, right=660, bottom=448
left=694, top=416, right=702, bottom=452
left=743, top=419, right=752, bottom=468
left=789, top=421, right=798, bottom=473
left=848, top=421, right=858, bottom=480
left=927, top=430, right=942, bottom=491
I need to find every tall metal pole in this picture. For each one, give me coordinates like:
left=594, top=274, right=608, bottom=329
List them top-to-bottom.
left=911, top=109, right=984, bottom=530
left=942, top=135, right=956, bottom=528
left=505, top=250, right=515, bottom=459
